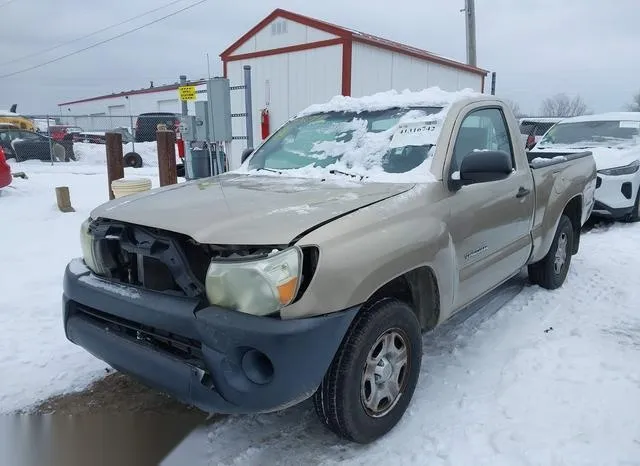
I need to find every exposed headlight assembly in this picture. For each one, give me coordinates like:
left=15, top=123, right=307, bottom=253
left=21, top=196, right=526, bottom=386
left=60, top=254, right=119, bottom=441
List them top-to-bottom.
left=598, top=159, right=640, bottom=176
left=79, top=218, right=109, bottom=275
left=205, top=247, right=303, bottom=316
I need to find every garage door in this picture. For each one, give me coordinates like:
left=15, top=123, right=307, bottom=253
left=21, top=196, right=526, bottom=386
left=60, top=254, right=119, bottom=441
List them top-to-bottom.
left=157, top=99, right=179, bottom=113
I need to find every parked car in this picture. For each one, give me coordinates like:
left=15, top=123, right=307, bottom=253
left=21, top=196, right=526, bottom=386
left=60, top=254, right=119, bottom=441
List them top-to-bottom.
left=62, top=90, right=596, bottom=444
left=135, top=112, right=180, bottom=142
left=530, top=112, right=640, bottom=221
left=519, top=117, right=564, bottom=149
left=49, top=125, right=83, bottom=142
left=73, top=127, right=134, bottom=145
left=0, top=128, right=67, bottom=162
left=0, top=146, right=11, bottom=190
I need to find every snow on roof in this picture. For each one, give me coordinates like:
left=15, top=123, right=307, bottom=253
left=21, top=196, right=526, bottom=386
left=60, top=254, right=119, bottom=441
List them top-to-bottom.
left=295, top=87, right=480, bottom=117
left=559, top=112, right=640, bottom=123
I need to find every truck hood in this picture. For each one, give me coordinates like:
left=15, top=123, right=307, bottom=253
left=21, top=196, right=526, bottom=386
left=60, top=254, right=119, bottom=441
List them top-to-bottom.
left=532, top=144, right=640, bottom=170
left=91, top=172, right=415, bottom=245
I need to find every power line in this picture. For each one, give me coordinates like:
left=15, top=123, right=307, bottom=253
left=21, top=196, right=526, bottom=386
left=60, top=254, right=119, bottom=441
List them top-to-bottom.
left=0, top=0, right=209, bottom=79
left=0, top=0, right=187, bottom=67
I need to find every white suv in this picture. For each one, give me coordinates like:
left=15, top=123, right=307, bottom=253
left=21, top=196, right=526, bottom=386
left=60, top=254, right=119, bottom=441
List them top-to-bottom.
left=530, top=112, right=640, bottom=221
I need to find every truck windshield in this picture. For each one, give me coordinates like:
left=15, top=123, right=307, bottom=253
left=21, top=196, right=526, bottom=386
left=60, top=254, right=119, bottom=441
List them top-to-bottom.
left=247, top=106, right=443, bottom=175
left=538, top=120, right=640, bottom=148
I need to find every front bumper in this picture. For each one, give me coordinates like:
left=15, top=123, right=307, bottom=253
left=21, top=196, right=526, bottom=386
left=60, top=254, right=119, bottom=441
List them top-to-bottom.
left=593, top=172, right=638, bottom=218
left=63, top=259, right=359, bottom=414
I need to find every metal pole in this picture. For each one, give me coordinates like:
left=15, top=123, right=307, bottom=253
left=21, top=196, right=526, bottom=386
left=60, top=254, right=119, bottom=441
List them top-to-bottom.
left=464, top=0, right=477, bottom=67
left=243, top=65, right=254, bottom=150
left=491, top=72, right=497, bottom=95
left=179, top=75, right=188, bottom=116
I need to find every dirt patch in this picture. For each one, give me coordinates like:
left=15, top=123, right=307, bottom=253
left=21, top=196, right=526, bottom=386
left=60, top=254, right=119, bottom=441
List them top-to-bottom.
left=29, top=370, right=208, bottom=417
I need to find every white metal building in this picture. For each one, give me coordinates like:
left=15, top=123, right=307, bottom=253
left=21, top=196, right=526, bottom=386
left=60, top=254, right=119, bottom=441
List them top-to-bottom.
left=58, top=8, right=487, bottom=168
left=222, top=8, right=488, bottom=166
left=57, top=81, right=208, bottom=131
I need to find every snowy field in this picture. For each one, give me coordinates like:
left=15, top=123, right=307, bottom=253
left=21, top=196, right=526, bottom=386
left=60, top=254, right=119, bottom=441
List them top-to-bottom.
left=1, top=144, right=640, bottom=464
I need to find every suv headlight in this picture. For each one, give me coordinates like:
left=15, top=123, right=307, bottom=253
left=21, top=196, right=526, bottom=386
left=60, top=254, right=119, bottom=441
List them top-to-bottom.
left=598, top=159, right=640, bottom=176
left=205, top=246, right=303, bottom=316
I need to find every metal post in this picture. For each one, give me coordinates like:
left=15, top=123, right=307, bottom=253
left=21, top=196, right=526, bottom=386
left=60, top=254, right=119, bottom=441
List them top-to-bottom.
left=464, top=0, right=477, bottom=67
left=243, top=65, right=254, bottom=150
left=490, top=72, right=496, bottom=95
left=179, top=75, right=188, bottom=116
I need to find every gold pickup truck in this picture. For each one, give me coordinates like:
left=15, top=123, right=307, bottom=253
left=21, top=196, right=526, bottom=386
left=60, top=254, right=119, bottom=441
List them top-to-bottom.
left=63, top=89, right=597, bottom=443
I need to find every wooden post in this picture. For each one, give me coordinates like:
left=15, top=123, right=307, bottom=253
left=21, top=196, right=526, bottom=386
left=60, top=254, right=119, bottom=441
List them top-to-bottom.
left=157, top=130, right=177, bottom=187
left=105, top=132, right=124, bottom=200
left=55, top=186, right=75, bottom=212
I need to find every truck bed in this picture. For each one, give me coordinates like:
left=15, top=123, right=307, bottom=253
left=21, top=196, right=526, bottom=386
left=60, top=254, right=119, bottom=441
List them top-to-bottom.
left=527, top=150, right=592, bottom=169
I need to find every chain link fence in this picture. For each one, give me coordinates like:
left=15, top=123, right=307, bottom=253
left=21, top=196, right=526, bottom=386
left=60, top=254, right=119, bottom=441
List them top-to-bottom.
left=1, top=113, right=180, bottom=165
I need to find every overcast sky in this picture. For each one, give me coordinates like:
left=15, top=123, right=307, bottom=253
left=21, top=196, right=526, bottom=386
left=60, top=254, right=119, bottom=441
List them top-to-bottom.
left=1, top=0, right=638, bottom=116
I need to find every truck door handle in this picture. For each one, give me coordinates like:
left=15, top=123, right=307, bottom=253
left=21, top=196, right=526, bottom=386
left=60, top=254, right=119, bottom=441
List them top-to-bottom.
left=516, top=187, right=531, bottom=198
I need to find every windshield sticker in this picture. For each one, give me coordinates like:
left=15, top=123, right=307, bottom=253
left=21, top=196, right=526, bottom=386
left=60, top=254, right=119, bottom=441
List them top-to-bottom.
left=389, top=120, right=440, bottom=148
left=619, top=121, right=640, bottom=129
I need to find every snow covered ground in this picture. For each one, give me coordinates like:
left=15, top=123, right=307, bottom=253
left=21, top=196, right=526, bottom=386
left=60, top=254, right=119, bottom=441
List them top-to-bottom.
left=1, top=146, right=640, bottom=464
left=0, top=152, right=161, bottom=413
left=164, top=222, right=640, bottom=465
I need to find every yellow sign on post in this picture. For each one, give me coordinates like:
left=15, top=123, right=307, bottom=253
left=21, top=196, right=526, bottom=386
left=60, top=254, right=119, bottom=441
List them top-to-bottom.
left=178, top=85, right=197, bottom=101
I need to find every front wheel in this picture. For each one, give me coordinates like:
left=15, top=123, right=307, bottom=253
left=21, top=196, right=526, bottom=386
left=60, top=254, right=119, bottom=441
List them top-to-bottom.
left=528, top=214, right=574, bottom=289
left=313, top=299, right=422, bottom=443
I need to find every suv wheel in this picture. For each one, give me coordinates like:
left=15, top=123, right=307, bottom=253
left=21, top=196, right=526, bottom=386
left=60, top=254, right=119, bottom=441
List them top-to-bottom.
left=528, top=214, right=574, bottom=289
left=313, top=298, right=422, bottom=443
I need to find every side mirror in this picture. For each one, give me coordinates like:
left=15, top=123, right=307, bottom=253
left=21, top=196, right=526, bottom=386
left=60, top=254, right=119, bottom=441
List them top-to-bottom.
left=241, top=147, right=254, bottom=164
left=452, top=150, right=513, bottom=190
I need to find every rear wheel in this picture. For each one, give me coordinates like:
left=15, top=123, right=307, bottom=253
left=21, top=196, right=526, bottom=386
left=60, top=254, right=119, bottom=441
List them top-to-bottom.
left=528, top=214, right=574, bottom=289
left=313, top=299, right=422, bottom=443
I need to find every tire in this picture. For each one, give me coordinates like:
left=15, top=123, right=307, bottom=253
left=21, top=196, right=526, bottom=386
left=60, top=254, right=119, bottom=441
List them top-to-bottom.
left=123, top=152, right=143, bottom=168
left=528, top=214, right=574, bottom=290
left=313, top=298, right=422, bottom=443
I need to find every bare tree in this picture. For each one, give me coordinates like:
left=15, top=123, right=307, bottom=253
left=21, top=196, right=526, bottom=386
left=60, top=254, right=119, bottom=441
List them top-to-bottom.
left=627, top=91, right=640, bottom=112
left=540, top=93, right=589, bottom=117
left=503, top=98, right=523, bottom=118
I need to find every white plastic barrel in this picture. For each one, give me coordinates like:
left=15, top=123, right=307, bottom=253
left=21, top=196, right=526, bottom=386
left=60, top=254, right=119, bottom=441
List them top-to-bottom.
left=111, top=177, right=152, bottom=199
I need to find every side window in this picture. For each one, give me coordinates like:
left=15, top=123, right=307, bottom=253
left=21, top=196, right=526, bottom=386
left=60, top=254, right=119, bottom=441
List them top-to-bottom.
left=451, top=108, right=514, bottom=172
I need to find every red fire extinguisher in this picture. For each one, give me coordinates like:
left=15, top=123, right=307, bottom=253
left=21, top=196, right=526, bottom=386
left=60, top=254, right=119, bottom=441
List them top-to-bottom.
left=260, top=108, right=270, bottom=140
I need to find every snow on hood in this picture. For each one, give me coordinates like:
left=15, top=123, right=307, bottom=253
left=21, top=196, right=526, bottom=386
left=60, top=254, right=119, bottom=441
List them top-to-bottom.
left=295, top=87, right=480, bottom=117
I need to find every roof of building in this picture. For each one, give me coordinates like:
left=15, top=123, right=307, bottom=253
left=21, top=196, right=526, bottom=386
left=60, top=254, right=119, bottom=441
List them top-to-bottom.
left=220, top=8, right=488, bottom=76
left=58, top=80, right=206, bottom=107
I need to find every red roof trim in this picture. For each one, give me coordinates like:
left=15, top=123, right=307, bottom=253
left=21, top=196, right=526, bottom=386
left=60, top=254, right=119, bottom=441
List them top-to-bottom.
left=220, top=8, right=487, bottom=76
left=220, top=8, right=347, bottom=58
left=224, top=38, right=343, bottom=62
left=58, top=80, right=206, bottom=106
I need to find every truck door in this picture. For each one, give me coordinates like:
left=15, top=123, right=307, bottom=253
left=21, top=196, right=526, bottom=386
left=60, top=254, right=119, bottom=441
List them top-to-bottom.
left=446, top=106, right=535, bottom=310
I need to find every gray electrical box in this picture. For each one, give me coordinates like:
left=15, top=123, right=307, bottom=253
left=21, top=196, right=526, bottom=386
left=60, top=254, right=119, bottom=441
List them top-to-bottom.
left=207, top=77, right=232, bottom=142
left=194, top=101, right=211, bottom=141
left=178, top=115, right=198, bottom=141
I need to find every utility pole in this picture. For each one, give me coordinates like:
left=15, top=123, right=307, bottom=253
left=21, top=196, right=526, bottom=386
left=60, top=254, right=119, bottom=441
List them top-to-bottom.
left=462, top=0, right=477, bottom=67
left=179, top=75, right=188, bottom=116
